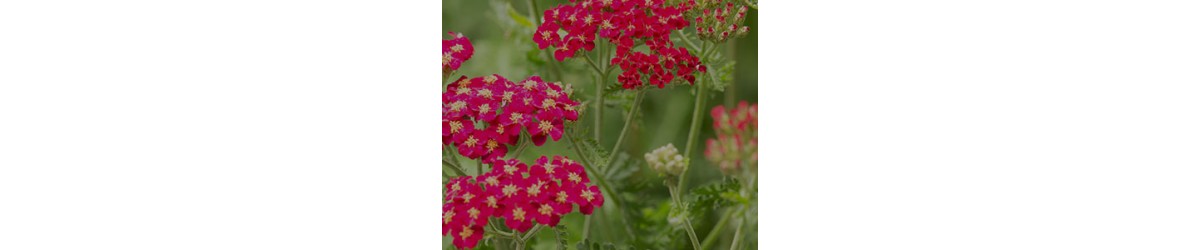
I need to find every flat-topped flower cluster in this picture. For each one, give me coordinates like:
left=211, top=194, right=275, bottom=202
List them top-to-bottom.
left=534, top=0, right=706, bottom=89
left=442, top=74, right=581, bottom=161
left=705, top=101, right=757, bottom=174
left=442, top=156, right=605, bottom=249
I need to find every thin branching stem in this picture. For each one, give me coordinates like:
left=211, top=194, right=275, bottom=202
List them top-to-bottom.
left=609, top=89, right=645, bottom=154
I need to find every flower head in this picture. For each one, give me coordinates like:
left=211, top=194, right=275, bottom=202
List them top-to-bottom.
left=534, top=0, right=706, bottom=89
left=685, top=0, right=752, bottom=42
left=442, top=32, right=475, bottom=74
left=443, top=75, right=581, bottom=161
left=705, top=101, right=757, bottom=174
left=645, top=143, right=686, bottom=176
left=441, top=156, right=604, bottom=248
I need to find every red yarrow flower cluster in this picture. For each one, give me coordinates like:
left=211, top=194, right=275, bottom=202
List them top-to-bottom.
left=534, top=0, right=706, bottom=89
left=442, top=32, right=475, bottom=74
left=443, top=74, right=581, bottom=161
left=705, top=101, right=757, bottom=174
left=442, top=156, right=605, bottom=249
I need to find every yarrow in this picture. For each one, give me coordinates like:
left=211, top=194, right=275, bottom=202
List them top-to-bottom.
left=534, top=0, right=706, bottom=89
left=680, top=0, right=751, bottom=42
left=442, top=32, right=475, bottom=74
left=442, top=74, right=581, bottom=161
left=704, top=101, right=757, bottom=174
left=645, top=143, right=686, bottom=176
left=442, top=156, right=605, bottom=249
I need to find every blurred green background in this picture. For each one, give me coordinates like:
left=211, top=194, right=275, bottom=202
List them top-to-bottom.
left=443, top=0, right=756, bottom=249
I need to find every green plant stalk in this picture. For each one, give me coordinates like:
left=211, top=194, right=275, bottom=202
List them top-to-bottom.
left=527, top=0, right=540, bottom=24
left=680, top=42, right=712, bottom=191
left=609, top=89, right=645, bottom=154
left=565, top=132, right=637, bottom=239
left=444, top=144, right=465, bottom=172
left=443, top=159, right=467, bottom=176
left=667, top=184, right=703, bottom=250
left=700, top=206, right=742, bottom=250
left=581, top=215, right=592, bottom=242
left=729, top=219, right=744, bottom=250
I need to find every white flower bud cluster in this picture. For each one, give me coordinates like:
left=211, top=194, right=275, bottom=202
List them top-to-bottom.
left=645, top=143, right=686, bottom=176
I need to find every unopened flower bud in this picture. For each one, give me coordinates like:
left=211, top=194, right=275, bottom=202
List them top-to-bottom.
left=645, top=143, right=686, bottom=176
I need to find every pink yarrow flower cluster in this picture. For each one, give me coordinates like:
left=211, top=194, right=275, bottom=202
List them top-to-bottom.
left=534, top=0, right=706, bottom=89
left=685, top=0, right=750, bottom=42
left=442, top=32, right=475, bottom=74
left=443, top=74, right=581, bottom=161
left=705, top=101, right=757, bottom=174
left=442, top=156, right=605, bottom=249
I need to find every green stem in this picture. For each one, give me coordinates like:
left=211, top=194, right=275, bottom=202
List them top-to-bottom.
left=527, top=0, right=540, bottom=23
left=677, top=30, right=701, bottom=53
left=680, top=42, right=712, bottom=191
left=583, top=55, right=605, bottom=75
left=609, top=89, right=645, bottom=154
left=510, top=132, right=531, bottom=158
left=566, top=132, right=637, bottom=239
left=444, top=144, right=465, bottom=172
left=442, top=159, right=467, bottom=176
left=667, top=184, right=702, bottom=250
left=700, top=207, right=741, bottom=250
left=581, top=215, right=592, bottom=242
left=729, top=219, right=744, bottom=250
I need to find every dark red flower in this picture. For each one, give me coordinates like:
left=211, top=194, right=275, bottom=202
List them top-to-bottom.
left=533, top=0, right=707, bottom=89
left=442, top=32, right=475, bottom=73
left=443, top=74, right=581, bottom=161
left=442, top=155, right=604, bottom=244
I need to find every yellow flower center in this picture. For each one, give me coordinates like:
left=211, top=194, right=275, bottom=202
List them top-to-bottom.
left=541, top=30, right=553, bottom=40
left=451, top=44, right=464, bottom=53
left=442, top=52, right=452, bottom=66
left=483, top=75, right=498, bottom=84
left=457, top=78, right=471, bottom=88
left=522, top=80, right=536, bottom=89
left=477, top=89, right=492, bottom=99
left=547, top=89, right=560, bottom=98
left=502, top=91, right=514, bottom=103
left=542, top=98, right=556, bottom=109
left=449, top=101, right=467, bottom=112
left=479, top=104, right=491, bottom=114
left=510, top=112, right=523, bottom=123
left=449, top=120, right=463, bottom=134
left=539, top=120, right=553, bottom=134
left=463, top=136, right=478, bottom=147
left=485, top=140, right=498, bottom=152
left=543, top=163, right=556, bottom=175
left=504, top=164, right=517, bottom=175
left=568, top=172, right=582, bottom=183
left=485, top=176, right=499, bottom=186
left=526, top=181, right=544, bottom=197
left=451, top=182, right=461, bottom=191
left=502, top=184, right=518, bottom=197
left=581, top=189, right=595, bottom=202
left=556, top=191, right=568, bottom=203
left=462, top=192, right=475, bottom=203
left=486, top=196, right=498, bottom=208
left=539, top=204, right=554, bottom=215
left=468, top=207, right=480, bottom=219
left=513, top=207, right=527, bottom=221
left=443, top=210, right=455, bottom=224
left=459, top=225, right=474, bottom=240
